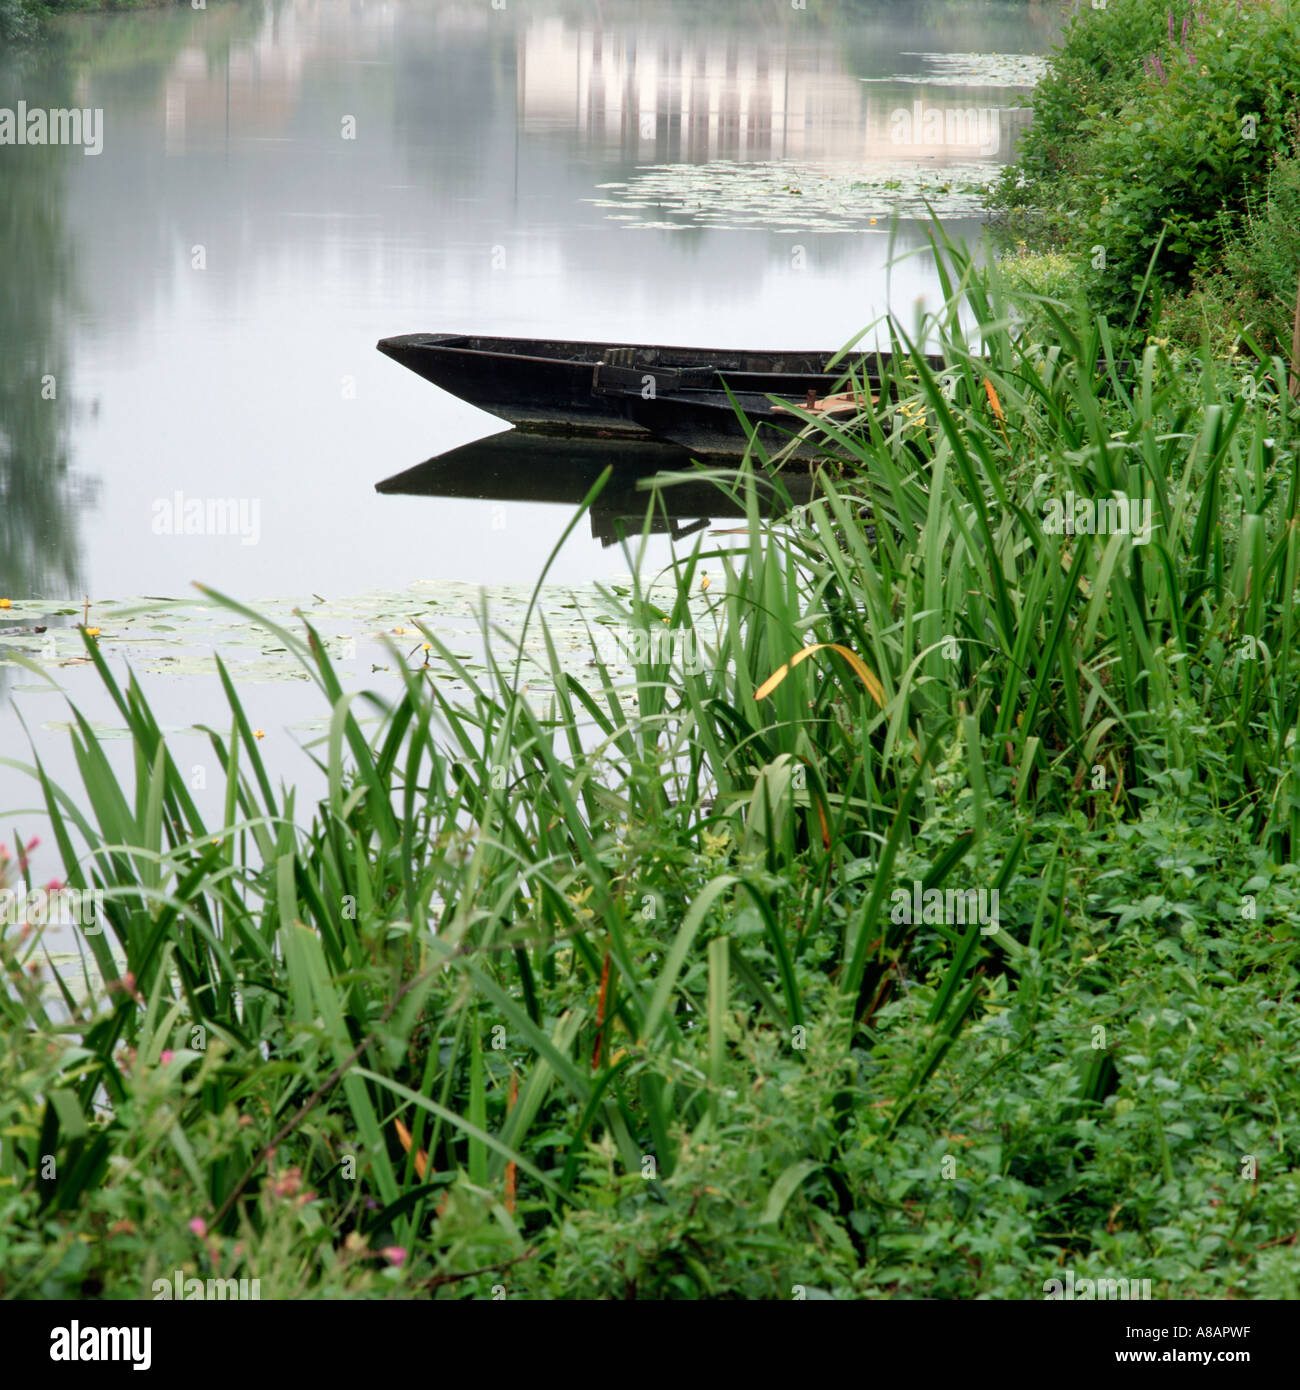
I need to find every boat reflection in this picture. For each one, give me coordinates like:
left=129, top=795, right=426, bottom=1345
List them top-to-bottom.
left=375, top=430, right=816, bottom=547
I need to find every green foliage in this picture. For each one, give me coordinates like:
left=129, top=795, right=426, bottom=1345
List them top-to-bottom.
left=989, top=0, right=1189, bottom=245
left=990, top=0, right=1300, bottom=334
left=997, top=0, right=1173, bottom=186
left=1161, top=137, right=1300, bottom=356
left=4, top=244, right=1300, bottom=1297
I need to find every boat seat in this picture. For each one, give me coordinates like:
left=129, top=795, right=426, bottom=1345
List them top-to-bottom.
left=593, top=350, right=717, bottom=396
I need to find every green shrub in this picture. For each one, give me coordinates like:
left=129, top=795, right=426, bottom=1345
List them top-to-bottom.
left=988, top=0, right=1189, bottom=244
left=991, top=0, right=1300, bottom=326
left=1084, top=3, right=1300, bottom=303
left=1160, top=135, right=1300, bottom=356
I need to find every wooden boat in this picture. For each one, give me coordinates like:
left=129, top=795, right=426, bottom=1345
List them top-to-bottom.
left=376, top=332, right=934, bottom=447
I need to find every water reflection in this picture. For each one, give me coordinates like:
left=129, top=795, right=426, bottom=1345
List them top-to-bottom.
left=520, top=17, right=1032, bottom=165
left=0, top=55, right=86, bottom=608
left=375, top=430, right=817, bottom=547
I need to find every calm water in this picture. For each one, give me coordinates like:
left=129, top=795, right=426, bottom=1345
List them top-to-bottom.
left=0, top=0, right=1061, bottom=876
left=2, top=0, right=1061, bottom=601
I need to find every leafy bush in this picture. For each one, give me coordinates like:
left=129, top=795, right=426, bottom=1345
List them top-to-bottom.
left=989, top=0, right=1193, bottom=245
left=991, top=0, right=1300, bottom=329
left=1083, top=2, right=1300, bottom=303
left=1161, top=135, right=1300, bottom=356
left=998, top=247, right=1090, bottom=339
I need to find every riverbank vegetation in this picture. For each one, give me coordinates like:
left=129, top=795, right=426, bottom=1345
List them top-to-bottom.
left=989, top=0, right=1300, bottom=361
left=4, top=233, right=1300, bottom=1297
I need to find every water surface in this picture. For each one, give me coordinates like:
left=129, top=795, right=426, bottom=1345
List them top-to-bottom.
left=1, top=0, right=1060, bottom=600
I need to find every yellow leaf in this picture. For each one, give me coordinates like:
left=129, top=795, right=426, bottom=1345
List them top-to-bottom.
left=983, top=377, right=1005, bottom=425
left=754, top=643, right=885, bottom=708
left=393, top=1118, right=429, bottom=1179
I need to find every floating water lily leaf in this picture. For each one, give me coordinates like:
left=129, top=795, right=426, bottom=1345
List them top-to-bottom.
left=861, top=52, right=1049, bottom=88
left=589, top=157, right=1014, bottom=230
left=6, top=577, right=692, bottom=717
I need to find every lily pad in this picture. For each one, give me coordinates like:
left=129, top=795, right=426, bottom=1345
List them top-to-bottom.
left=862, top=52, right=1050, bottom=88
left=586, top=157, right=1015, bottom=230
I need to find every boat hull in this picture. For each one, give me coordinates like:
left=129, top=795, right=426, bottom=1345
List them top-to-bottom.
left=376, top=331, right=900, bottom=439
left=377, top=334, right=641, bottom=433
